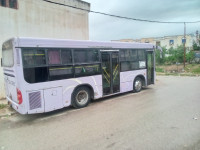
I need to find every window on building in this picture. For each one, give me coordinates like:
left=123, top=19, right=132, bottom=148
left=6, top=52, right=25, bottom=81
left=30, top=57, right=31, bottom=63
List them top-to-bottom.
left=0, top=0, right=18, bottom=9
left=0, top=0, right=6, bottom=7
left=9, top=0, right=17, bottom=8
left=182, top=38, right=186, bottom=44
left=169, top=40, right=174, bottom=45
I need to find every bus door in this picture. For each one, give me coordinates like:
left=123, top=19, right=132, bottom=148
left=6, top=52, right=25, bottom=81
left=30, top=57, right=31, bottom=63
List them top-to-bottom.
left=101, top=51, right=120, bottom=95
left=147, top=51, right=154, bottom=85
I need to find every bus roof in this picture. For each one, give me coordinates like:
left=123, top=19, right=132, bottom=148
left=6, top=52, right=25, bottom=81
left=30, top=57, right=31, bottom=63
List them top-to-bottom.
left=12, top=37, right=155, bottom=49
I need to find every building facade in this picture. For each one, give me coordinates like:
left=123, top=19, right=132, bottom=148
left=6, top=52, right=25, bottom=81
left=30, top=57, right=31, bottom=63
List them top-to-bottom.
left=0, top=0, right=90, bottom=99
left=113, top=33, right=197, bottom=50
left=153, top=34, right=195, bottom=50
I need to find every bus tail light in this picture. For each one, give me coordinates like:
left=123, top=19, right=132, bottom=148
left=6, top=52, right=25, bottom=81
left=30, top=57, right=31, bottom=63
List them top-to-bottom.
left=17, top=88, right=23, bottom=104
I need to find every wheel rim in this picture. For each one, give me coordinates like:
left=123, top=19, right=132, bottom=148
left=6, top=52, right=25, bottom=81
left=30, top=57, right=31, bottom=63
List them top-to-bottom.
left=135, top=80, right=142, bottom=91
left=76, top=90, right=89, bottom=105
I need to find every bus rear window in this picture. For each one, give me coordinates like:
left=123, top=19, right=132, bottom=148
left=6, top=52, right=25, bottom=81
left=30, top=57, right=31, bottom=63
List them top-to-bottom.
left=2, top=40, right=14, bottom=67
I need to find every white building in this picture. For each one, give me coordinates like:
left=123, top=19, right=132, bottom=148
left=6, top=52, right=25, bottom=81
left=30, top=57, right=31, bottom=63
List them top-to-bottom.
left=0, top=0, right=90, bottom=99
left=113, top=33, right=197, bottom=51
left=153, top=34, right=196, bottom=50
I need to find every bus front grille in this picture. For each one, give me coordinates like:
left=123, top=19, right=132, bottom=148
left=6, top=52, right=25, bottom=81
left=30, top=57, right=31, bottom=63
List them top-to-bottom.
left=29, top=91, right=42, bottom=110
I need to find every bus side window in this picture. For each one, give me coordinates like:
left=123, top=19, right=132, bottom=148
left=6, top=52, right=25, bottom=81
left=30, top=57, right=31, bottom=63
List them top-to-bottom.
left=22, top=48, right=48, bottom=83
left=23, top=49, right=35, bottom=66
left=23, top=49, right=46, bottom=66
left=35, top=49, right=46, bottom=65
left=48, top=49, right=73, bottom=81
left=74, top=49, right=100, bottom=64
left=74, top=49, right=100, bottom=77
left=120, top=49, right=139, bottom=71
left=48, top=50, right=61, bottom=65
left=61, top=50, right=72, bottom=64
left=74, top=50, right=87, bottom=64
left=87, top=50, right=99, bottom=63
left=130, top=50, right=137, bottom=60
left=138, top=50, right=146, bottom=61
left=75, top=64, right=100, bottom=77
left=49, top=66, right=73, bottom=80
left=24, top=67, right=48, bottom=83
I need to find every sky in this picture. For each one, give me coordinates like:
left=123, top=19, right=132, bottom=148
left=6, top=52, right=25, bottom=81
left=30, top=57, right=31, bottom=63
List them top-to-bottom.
left=84, top=0, right=200, bottom=41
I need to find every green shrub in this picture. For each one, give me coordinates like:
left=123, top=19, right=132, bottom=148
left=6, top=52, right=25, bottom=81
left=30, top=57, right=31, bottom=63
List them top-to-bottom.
left=156, top=67, right=164, bottom=72
left=192, top=67, right=200, bottom=74
left=0, top=104, right=7, bottom=109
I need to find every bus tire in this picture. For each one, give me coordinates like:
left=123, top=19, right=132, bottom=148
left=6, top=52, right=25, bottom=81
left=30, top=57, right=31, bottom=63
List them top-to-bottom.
left=133, top=77, right=142, bottom=93
left=72, top=86, right=91, bottom=109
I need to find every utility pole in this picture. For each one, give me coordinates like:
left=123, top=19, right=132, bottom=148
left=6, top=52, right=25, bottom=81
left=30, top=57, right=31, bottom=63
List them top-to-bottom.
left=183, top=22, right=186, bottom=68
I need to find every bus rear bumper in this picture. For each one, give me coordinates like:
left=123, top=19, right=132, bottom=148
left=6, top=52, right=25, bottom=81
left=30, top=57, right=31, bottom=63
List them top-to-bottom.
left=6, top=96, right=27, bottom=114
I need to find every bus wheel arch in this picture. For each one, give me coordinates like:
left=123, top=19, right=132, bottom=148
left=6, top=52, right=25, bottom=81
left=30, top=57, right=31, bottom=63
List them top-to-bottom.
left=133, top=75, right=145, bottom=92
left=71, top=84, right=94, bottom=108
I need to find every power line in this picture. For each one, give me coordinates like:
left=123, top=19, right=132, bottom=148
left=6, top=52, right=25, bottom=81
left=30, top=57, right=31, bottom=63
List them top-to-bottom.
left=43, top=0, right=200, bottom=24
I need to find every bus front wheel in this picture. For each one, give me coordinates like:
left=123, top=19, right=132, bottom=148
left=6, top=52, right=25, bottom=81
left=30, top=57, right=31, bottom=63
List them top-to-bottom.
left=133, top=77, right=142, bottom=93
left=72, top=86, right=91, bottom=108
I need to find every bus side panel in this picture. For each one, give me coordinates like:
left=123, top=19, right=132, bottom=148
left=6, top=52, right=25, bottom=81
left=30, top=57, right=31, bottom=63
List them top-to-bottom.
left=120, top=69, right=147, bottom=92
left=62, top=75, right=103, bottom=106
left=44, top=87, right=63, bottom=112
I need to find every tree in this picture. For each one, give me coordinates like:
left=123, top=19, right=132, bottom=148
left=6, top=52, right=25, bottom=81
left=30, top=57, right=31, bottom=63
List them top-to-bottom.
left=193, top=42, right=200, bottom=51
left=155, top=45, right=195, bottom=64
left=176, top=45, right=184, bottom=63
left=166, top=46, right=184, bottom=64
left=155, top=47, right=166, bottom=65
left=166, top=47, right=176, bottom=64
left=186, top=51, right=195, bottom=63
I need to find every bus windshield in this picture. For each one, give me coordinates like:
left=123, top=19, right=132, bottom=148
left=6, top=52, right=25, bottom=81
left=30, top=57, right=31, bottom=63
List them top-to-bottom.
left=2, top=40, right=14, bottom=67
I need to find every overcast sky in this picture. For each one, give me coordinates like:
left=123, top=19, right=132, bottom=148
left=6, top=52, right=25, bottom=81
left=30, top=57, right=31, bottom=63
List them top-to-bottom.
left=84, top=0, right=200, bottom=41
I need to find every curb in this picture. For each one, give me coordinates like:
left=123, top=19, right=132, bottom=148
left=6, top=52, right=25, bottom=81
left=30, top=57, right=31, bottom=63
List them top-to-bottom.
left=156, top=73, right=200, bottom=77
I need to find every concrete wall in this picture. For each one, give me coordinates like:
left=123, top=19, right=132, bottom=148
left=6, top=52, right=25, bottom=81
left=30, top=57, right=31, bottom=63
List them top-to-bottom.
left=0, top=0, right=90, bottom=99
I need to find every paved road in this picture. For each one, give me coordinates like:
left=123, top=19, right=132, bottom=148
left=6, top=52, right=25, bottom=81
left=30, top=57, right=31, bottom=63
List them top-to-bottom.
left=0, top=76, right=200, bottom=150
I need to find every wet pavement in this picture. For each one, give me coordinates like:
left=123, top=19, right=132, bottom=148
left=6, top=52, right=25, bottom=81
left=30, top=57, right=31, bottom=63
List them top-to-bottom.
left=0, top=76, right=200, bottom=150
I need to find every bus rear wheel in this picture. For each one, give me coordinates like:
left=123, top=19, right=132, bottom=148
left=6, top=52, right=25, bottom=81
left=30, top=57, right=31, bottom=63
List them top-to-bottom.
left=133, top=77, right=142, bottom=93
left=72, top=86, right=91, bottom=108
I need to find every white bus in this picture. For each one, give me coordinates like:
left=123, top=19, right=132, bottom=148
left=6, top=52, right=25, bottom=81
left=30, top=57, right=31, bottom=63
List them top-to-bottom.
left=2, top=37, right=156, bottom=114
